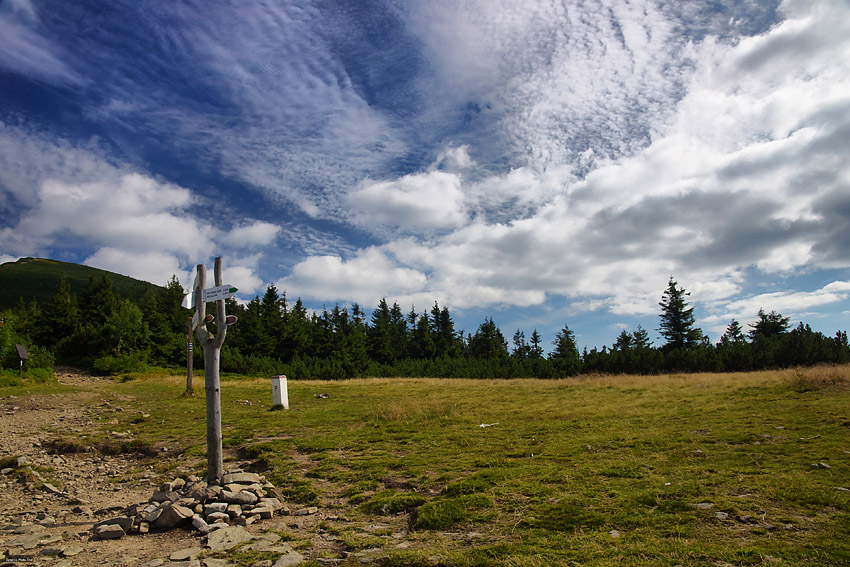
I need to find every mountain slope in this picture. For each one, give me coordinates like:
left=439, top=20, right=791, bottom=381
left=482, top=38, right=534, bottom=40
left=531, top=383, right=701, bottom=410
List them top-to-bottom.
left=0, top=257, right=165, bottom=309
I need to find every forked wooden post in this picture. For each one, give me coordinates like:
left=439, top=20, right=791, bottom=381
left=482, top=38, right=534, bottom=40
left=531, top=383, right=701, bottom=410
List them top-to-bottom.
left=193, top=257, right=230, bottom=484
left=185, top=316, right=194, bottom=396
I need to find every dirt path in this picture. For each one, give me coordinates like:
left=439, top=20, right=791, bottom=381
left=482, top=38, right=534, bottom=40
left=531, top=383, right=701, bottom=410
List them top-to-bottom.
left=0, top=369, right=203, bottom=566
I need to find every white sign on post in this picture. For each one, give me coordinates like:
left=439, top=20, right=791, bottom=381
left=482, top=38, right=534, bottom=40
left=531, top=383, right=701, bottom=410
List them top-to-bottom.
left=202, top=284, right=238, bottom=303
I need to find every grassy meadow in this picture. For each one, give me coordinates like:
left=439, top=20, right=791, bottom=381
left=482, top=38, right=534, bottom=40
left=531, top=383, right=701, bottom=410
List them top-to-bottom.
left=16, top=366, right=850, bottom=566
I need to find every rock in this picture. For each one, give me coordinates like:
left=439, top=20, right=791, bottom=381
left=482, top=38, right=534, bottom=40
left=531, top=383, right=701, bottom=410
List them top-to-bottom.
left=811, top=462, right=831, bottom=470
left=221, top=472, right=261, bottom=485
left=161, top=478, right=187, bottom=492
left=42, top=482, right=63, bottom=495
left=152, top=490, right=180, bottom=503
left=220, top=490, right=258, bottom=505
left=259, top=498, right=283, bottom=511
left=205, top=502, right=228, bottom=514
left=692, top=502, right=714, bottom=510
left=153, top=504, right=194, bottom=529
left=226, top=504, right=243, bottom=518
left=72, top=505, right=93, bottom=516
left=295, top=506, right=318, bottom=516
left=252, top=507, right=274, bottom=519
left=206, top=511, right=230, bottom=524
left=715, top=512, right=730, bottom=521
left=192, top=514, right=211, bottom=533
left=94, top=516, right=134, bottom=533
left=138, top=521, right=150, bottom=534
left=95, top=523, right=125, bottom=539
left=206, top=525, right=253, bottom=552
left=609, top=529, right=621, bottom=538
left=245, top=534, right=282, bottom=551
left=39, top=547, right=65, bottom=556
left=170, top=547, right=202, bottom=561
left=273, top=549, right=305, bottom=567
left=202, top=559, right=234, bottom=567
left=139, top=560, right=165, bottom=567
left=255, top=561, right=274, bottom=567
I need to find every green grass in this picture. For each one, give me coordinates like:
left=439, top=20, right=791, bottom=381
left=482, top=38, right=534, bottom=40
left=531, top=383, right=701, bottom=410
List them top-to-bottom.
left=5, top=366, right=850, bottom=566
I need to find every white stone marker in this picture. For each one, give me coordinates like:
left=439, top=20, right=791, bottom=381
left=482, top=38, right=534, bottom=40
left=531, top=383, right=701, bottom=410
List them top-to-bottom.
left=271, top=375, right=289, bottom=410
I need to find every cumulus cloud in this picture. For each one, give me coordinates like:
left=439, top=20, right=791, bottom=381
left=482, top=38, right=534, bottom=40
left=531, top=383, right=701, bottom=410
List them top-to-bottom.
left=281, top=0, right=850, bottom=322
left=346, top=171, right=467, bottom=234
left=221, top=222, right=282, bottom=248
left=85, top=248, right=190, bottom=288
left=278, top=248, right=427, bottom=306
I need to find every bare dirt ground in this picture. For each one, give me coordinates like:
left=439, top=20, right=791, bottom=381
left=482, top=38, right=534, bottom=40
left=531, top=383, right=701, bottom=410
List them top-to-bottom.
left=0, top=368, right=207, bottom=566
left=0, top=369, right=416, bottom=567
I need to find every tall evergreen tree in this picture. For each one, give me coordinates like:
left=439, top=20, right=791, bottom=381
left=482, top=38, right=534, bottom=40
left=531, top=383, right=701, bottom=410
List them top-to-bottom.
left=658, top=277, right=702, bottom=351
left=748, top=309, right=790, bottom=340
left=467, top=318, right=508, bottom=359
left=550, top=324, right=581, bottom=375
left=529, top=329, right=544, bottom=359
left=511, top=330, right=531, bottom=358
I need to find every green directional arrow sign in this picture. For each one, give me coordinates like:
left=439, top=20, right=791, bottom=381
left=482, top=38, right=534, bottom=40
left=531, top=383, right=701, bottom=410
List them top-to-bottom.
left=201, top=284, right=238, bottom=303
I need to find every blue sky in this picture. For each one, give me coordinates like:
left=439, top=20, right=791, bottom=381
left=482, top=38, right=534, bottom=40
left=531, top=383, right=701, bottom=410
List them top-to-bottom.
left=1, top=0, right=849, bottom=352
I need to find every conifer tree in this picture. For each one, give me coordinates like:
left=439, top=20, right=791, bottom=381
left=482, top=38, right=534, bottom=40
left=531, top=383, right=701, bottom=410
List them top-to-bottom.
left=658, top=277, right=702, bottom=351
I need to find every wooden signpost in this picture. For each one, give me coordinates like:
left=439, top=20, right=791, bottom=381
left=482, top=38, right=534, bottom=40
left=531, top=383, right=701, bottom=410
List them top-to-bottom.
left=192, top=257, right=237, bottom=484
left=15, top=344, right=28, bottom=377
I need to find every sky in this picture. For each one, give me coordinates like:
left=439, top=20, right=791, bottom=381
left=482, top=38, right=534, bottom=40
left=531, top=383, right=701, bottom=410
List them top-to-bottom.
left=1, top=0, right=849, bottom=352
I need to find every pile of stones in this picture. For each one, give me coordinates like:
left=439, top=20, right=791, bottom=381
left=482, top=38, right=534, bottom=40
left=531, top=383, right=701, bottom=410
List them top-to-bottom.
left=92, top=470, right=286, bottom=540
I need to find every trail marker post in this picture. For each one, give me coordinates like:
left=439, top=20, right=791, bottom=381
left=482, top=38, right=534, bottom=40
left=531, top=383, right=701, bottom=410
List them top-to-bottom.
left=193, top=257, right=237, bottom=484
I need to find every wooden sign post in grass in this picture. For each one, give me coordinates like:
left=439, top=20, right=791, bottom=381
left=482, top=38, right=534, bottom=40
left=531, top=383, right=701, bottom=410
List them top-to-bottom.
left=193, top=257, right=237, bottom=484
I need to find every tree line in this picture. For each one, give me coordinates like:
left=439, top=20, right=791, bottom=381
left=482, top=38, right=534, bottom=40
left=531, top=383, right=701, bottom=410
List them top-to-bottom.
left=1, top=275, right=847, bottom=381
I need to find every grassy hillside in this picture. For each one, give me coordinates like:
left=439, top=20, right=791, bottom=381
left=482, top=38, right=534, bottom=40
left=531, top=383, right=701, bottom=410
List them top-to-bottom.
left=0, top=257, right=164, bottom=309
left=34, top=365, right=850, bottom=566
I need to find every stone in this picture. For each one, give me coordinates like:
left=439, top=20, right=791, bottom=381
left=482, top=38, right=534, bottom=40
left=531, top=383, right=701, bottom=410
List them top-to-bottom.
left=811, top=462, right=831, bottom=470
left=222, top=472, right=261, bottom=485
left=161, top=478, right=187, bottom=492
left=42, top=482, right=63, bottom=495
left=152, top=490, right=180, bottom=503
left=220, top=490, right=258, bottom=505
left=259, top=498, right=283, bottom=511
left=205, top=502, right=228, bottom=514
left=692, top=502, right=714, bottom=510
left=153, top=503, right=194, bottom=529
left=226, top=504, right=243, bottom=518
left=72, top=505, right=92, bottom=515
left=252, top=507, right=274, bottom=519
left=295, top=507, right=318, bottom=516
left=206, top=511, right=230, bottom=524
left=715, top=512, right=730, bottom=521
left=193, top=513, right=210, bottom=529
left=94, top=516, right=134, bottom=533
left=138, top=521, right=150, bottom=534
left=96, top=523, right=125, bottom=539
left=206, top=525, right=253, bottom=552
left=245, top=534, right=282, bottom=551
left=61, top=546, right=84, bottom=557
left=170, top=546, right=202, bottom=561
left=39, top=547, right=65, bottom=556
left=273, top=550, right=305, bottom=567
left=202, top=559, right=234, bottom=567
left=139, top=560, right=165, bottom=567
left=255, top=561, right=273, bottom=567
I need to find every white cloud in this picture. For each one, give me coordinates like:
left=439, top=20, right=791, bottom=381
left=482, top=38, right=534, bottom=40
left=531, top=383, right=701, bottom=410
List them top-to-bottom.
left=0, top=0, right=83, bottom=85
left=282, top=0, right=850, bottom=320
left=346, top=171, right=467, bottom=234
left=221, top=222, right=282, bottom=248
left=85, top=248, right=190, bottom=288
left=278, top=248, right=427, bottom=306
left=703, top=280, right=850, bottom=335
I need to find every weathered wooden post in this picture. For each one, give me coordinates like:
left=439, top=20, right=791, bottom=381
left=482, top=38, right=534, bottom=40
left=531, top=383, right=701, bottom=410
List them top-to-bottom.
left=193, top=257, right=237, bottom=484
left=185, top=317, right=194, bottom=397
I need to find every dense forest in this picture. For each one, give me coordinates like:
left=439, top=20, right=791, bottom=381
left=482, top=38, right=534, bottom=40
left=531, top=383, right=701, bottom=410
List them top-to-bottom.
left=1, top=275, right=848, bottom=381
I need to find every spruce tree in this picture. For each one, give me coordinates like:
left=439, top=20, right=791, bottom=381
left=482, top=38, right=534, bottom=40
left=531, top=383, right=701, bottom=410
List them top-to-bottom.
left=658, top=277, right=702, bottom=351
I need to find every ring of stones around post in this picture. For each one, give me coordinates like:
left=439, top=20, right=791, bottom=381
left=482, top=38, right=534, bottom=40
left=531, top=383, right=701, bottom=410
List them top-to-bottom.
left=92, top=469, right=286, bottom=540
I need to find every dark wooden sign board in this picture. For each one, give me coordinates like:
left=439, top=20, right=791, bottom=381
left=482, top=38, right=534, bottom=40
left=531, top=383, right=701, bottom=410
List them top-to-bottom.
left=15, top=344, right=29, bottom=360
